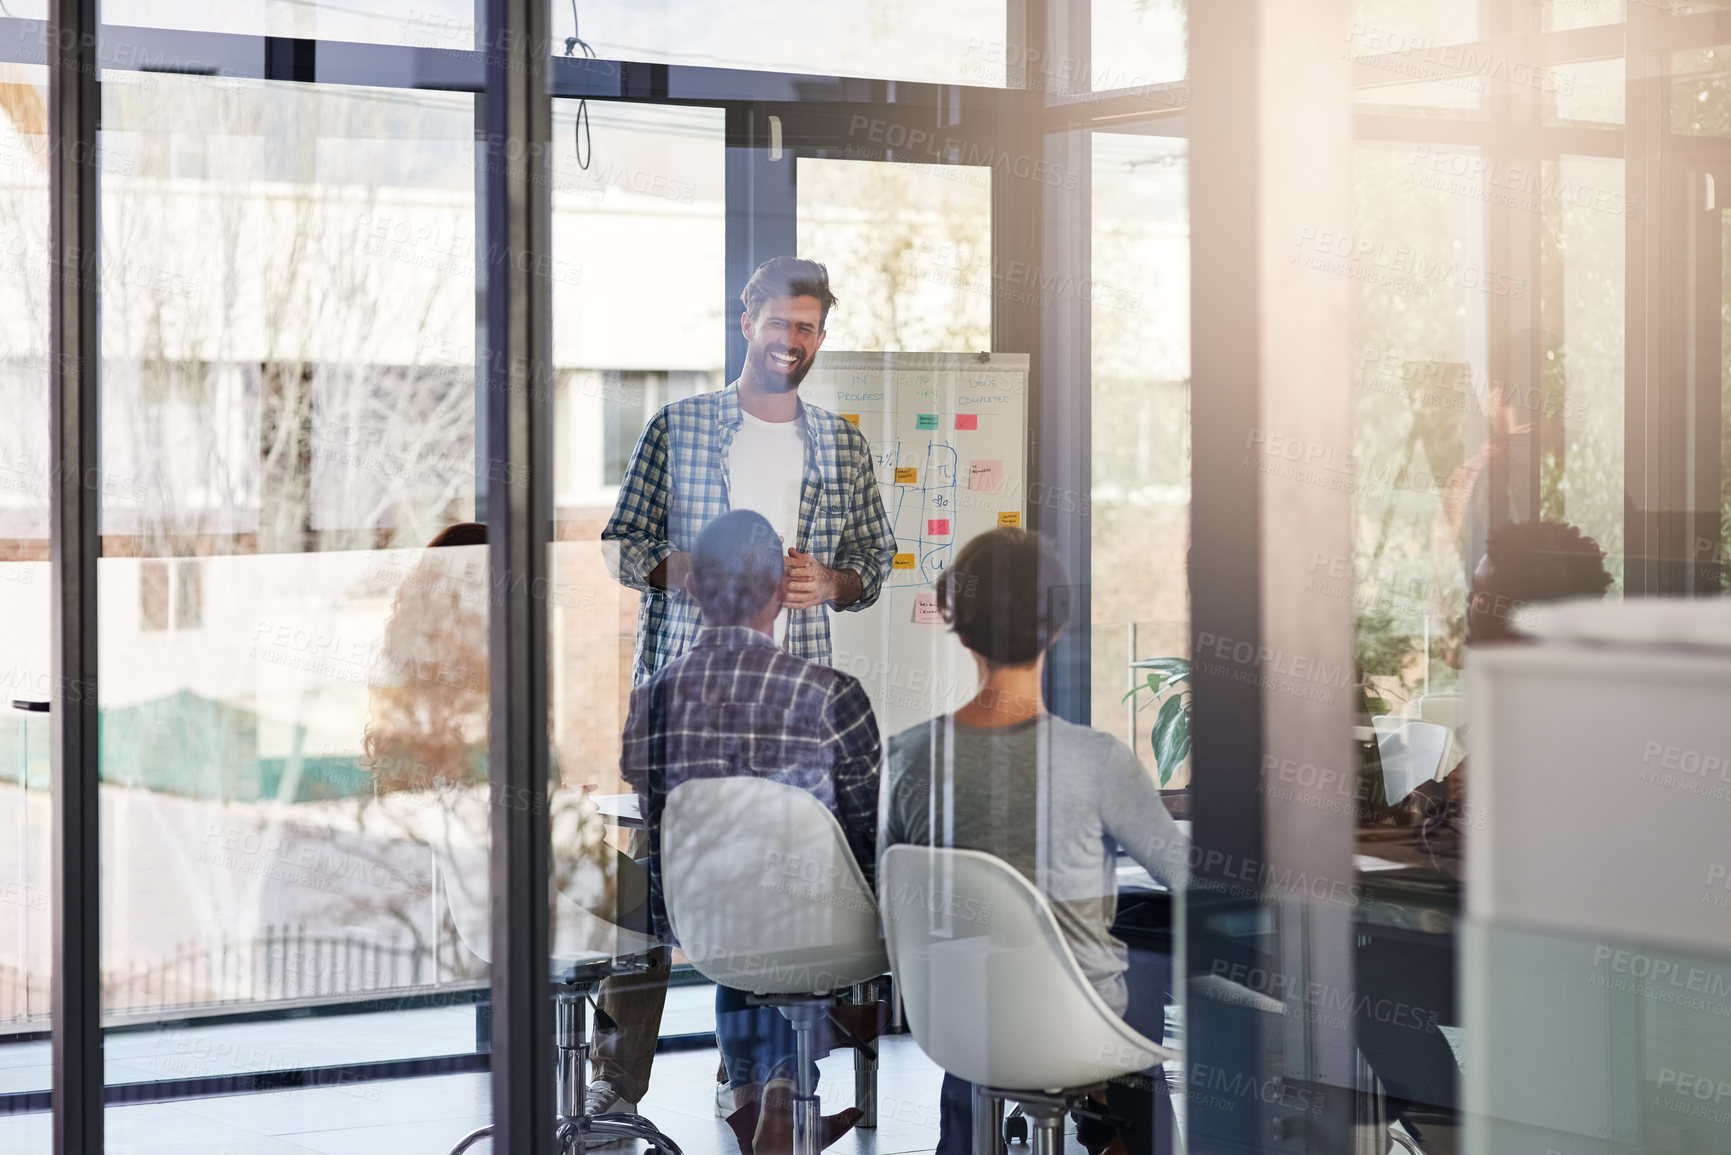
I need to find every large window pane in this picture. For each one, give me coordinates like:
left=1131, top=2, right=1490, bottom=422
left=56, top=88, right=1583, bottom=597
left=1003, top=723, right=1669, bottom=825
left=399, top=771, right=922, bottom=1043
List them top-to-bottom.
left=547, top=0, right=1007, bottom=84
left=1090, top=0, right=1187, bottom=91
left=1349, top=0, right=1485, bottom=114
left=100, top=1, right=1010, bottom=86
left=0, top=62, right=50, bottom=1100
left=97, top=72, right=490, bottom=1145
left=547, top=93, right=726, bottom=1057
left=1091, top=132, right=1189, bottom=784
left=1540, top=154, right=1625, bottom=584
left=796, top=157, right=992, bottom=354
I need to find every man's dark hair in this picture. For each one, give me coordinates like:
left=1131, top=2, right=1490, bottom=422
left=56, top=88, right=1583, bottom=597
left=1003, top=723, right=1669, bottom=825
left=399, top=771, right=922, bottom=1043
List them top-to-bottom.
left=741, top=256, right=838, bottom=329
left=689, top=510, right=784, bottom=626
left=1481, top=520, right=1613, bottom=604
left=937, top=528, right=1072, bottom=666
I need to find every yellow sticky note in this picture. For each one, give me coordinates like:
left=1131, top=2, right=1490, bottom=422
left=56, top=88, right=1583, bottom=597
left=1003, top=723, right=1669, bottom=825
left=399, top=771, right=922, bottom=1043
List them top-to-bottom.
left=841, top=413, right=860, bottom=426
left=894, top=467, right=918, bottom=484
left=998, top=511, right=1022, bottom=527
left=892, top=553, right=916, bottom=570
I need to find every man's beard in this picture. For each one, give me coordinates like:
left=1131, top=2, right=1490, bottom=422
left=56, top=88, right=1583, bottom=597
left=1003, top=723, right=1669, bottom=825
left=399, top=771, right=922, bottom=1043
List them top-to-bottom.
left=751, top=343, right=815, bottom=390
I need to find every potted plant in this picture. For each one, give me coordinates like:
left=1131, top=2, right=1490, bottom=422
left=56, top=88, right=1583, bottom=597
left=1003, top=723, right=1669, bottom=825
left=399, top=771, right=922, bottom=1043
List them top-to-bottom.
left=1124, top=657, right=1191, bottom=787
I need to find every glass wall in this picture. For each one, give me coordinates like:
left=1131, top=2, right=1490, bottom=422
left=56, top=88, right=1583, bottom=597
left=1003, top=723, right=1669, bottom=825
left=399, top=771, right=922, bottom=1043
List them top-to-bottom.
left=8, top=3, right=1731, bottom=1154
left=91, top=59, right=491, bottom=1142
left=0, top=60, right=51, bottom=1093
left=1091, top=131, right=1188, bottom=784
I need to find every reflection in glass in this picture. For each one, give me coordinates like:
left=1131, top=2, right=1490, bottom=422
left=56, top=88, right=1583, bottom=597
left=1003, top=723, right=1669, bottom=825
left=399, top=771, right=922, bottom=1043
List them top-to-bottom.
left=109, top=0, right=1010, bottom=85
left=1089, top=0, right=1186, bottom=92
left=1348, top=0, right=1478, bottom=57
left=1550, top=58, right=1625, bottom=126
left=0, top=63, right=50, bottom=1090
left=96, top=72, right=486, bottom=1103
left=1091, top=133, right=1189, bottom=783
left=1540, top=155, right=1624, bottom=584
left=797, top=158, right=992, bottom=354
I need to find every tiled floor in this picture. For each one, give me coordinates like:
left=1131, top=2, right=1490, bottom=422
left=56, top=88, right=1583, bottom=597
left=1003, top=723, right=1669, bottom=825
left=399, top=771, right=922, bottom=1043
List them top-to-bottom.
left=0, top=980, right=1124, bottom=1155
left=0, top=1035, right=999, bottom=1155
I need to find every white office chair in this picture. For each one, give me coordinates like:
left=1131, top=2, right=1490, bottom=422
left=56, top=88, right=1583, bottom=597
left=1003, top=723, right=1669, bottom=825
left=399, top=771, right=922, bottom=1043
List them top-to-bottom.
left=1401, top=692, right=1469, bottom=779
left=1372, top=718, right=1451, bottom=806
left=660, top=776, right=889, bottom=1155
left=433, top=840, right=684, bottom=1155
left=879, top=845, right=1178, bottom=1155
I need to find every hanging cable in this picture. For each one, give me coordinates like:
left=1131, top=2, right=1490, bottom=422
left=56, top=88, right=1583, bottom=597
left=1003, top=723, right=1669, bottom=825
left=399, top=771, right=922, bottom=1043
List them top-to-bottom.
left=565, top=0, right=594, bottom=171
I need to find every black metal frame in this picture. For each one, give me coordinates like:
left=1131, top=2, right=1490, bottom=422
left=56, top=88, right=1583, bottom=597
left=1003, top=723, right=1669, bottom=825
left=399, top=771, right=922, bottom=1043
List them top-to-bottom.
left=47, top=1, right=103, bottom=1153
left=481, top=1, right=557, bottom=1152
left=1184, top=3, right=1273, bottom=1146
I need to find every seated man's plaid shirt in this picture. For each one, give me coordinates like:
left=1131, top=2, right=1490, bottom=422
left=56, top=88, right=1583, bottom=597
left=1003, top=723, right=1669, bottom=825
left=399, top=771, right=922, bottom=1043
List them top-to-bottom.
left=602, top=382, right=897, bottom=683
left=620, top=625, right=881, bottom=941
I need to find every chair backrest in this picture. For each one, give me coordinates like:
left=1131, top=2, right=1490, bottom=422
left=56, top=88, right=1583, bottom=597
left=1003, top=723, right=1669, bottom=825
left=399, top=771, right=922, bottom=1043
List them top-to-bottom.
left=1404, top=691, right=1470, bottom=779
left=1405, top=692, right=1468, bottom=731
left=1373, top=718, right=1451, bottom=804
left=660, top=776, right=887, bottom=995
left=433, top=840, right=658, bottom=967
left=878, top=845, right=1176, bottom=1093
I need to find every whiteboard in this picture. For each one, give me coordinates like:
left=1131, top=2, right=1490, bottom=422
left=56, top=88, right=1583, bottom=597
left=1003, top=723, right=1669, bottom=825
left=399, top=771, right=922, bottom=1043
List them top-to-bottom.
left=802, top=352, right=1030, bottom=738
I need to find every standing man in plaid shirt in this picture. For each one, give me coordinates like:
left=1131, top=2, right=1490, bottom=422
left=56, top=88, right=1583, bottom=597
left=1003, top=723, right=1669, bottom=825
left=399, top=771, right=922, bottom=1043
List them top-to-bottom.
left=602, top=256, right=897, bottom=682
left=587, top=258, right=893, bottom=1134
left=621, top=509, right=881, bottom=1155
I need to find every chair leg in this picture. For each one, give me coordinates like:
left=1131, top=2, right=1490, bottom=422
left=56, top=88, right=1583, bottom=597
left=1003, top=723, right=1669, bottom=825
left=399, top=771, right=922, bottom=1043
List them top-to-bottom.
left=851, top=982, right=878, bottom=1130
left=557, top=990, right=588, bottom=1148
left=780, top=1003, right=827, bottom=1155
left=852, top=1043, right=877, bottom=1129
left=971, top=1084, right=1004, bottom=1155
left=1021, top=1101, right=1066, bottom=1155
left=582, top=1114, right=688, bottom=1155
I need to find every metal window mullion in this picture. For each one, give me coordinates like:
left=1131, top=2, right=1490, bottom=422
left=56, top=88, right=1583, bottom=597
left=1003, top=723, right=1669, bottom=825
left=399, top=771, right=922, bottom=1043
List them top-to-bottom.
left=49, top=0, right=103, bottom=1152
left=1186, top=0, right=1269, bottom=1148
left=483, top=2, right=554, bottom=1153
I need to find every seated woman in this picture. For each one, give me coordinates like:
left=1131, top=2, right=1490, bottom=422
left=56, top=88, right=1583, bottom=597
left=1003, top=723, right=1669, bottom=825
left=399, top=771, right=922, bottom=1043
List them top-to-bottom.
left=880, top=528, right=1189, bottom=1155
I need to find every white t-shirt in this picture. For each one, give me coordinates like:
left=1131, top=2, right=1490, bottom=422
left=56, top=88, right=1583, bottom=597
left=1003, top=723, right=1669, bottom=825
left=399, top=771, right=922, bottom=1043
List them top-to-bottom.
left=726, top=410, right=807, bottom=643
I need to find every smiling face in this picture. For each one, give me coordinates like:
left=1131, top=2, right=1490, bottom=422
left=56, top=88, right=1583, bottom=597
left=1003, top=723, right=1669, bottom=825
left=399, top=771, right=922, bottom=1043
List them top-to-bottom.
left=741, top=294, right=827, bottom=392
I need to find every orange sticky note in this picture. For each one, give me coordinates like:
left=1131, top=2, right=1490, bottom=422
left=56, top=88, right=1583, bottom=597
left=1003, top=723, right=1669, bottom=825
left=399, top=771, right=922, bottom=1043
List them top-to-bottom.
left=841, top=413, right=860, bottom=426
left=954, top=414, right=978, bottom=430
left=894, top=467, right=918, bottom=484
left=998, top=511, right=1021, bottom=527
left=892, top=553, right=916, bottom=570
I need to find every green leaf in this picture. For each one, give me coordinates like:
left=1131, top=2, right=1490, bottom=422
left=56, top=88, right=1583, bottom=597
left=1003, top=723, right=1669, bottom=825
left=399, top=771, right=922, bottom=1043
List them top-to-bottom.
left=1128, top=657, right=1192, bottom=696
left=1130, top=657, right=1191, bottom=679
left=1150, top=693, right=1192, bottom=787
left=1165, top=719, right=1192, bottom=787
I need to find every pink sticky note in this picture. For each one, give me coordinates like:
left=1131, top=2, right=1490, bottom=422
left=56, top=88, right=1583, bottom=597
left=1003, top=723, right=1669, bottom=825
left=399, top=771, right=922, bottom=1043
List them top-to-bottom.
left=954, top=414, right=978, bottom=430
left=968, top=460, right=1004, bottom=492
left=928, top=518, right=951, bottom=536
left=913, top=591, right=943, bottom=625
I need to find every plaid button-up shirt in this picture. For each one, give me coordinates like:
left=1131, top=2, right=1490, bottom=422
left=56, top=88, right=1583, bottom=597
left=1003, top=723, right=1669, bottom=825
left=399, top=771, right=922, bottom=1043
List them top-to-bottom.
left=602, top=382, right=896, bottom=683
left=619, top=626, right=882, bottom=940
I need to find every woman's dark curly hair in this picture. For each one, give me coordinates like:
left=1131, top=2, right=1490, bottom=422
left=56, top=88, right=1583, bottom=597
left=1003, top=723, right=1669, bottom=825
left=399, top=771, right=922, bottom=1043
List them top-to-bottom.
left=937, top=527, right=1072, bottom=666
